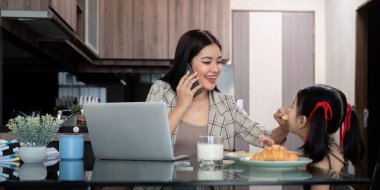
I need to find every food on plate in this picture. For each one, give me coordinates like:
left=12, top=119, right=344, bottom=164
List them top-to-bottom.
left=281, top=115, right=289, bottom=120
left=251, top=144, right=299, bottom=161
left=236, top=153, right=255, bottom=157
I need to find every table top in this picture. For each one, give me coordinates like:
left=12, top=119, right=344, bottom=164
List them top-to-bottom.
left=0, top=131, right=372, bottom=188
left=0, top=155, right=372, bottom=188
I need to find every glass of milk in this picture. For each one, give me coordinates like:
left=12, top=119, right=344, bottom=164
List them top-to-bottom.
left=197, top=136, right=223, bottom=166
left=197, top=165, right=223, bottom=180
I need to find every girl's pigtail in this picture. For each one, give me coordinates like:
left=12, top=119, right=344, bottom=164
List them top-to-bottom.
left=304, top=108, right=330, bottom=163
left=342, top=108, right=364, bottom=166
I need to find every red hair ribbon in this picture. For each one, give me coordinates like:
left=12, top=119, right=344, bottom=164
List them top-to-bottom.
left=305, top=101, right=333, bottom=143
left=340, top=104, right=352, bottom=147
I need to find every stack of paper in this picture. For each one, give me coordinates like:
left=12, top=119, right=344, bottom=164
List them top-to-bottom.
left=0, top=139, right=20, bottom=181
left=0, top=139, right=20, bottom=162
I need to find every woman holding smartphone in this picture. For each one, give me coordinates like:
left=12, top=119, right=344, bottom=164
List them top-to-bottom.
left=146, top=29, right=289, bottom=157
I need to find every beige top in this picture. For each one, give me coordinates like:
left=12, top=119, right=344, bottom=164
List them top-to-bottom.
left=146, top=80, right=272, bottom=150
left=174, top=120, right=207, bottom=157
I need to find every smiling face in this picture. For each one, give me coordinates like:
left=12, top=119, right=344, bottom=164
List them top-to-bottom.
left=191, top=44, right=222, bottom=91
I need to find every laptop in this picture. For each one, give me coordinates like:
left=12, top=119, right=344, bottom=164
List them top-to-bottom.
left=83, top=102, right=188, bottom=161
left=91, top=160, right=174, bottom=182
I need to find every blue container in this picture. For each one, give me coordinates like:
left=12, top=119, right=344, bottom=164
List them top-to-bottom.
left=59, top=135, right=84, bottom=160
left=59, top=160, right=84, bottom=181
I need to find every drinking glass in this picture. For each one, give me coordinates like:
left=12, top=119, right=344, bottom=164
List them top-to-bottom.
left=197, top=135, right=223, bottom=166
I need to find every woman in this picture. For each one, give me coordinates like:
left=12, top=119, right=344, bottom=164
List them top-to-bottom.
left=146, top=29, right=289, bottom=156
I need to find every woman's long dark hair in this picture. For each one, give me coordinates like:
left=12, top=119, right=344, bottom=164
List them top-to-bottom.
left=161, top=30, right=221, bottom=92
left=298, top=84, right=364, bottom=166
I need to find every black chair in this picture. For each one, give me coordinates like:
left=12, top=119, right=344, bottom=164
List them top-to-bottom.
left=370, top=147, right=380, bottom=190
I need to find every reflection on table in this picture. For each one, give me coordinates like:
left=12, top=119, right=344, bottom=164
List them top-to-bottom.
left=0, top=150, right=372, bottom=188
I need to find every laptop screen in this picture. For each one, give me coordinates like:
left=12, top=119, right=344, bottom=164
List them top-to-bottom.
left=84, top=102, right=179, bottom=161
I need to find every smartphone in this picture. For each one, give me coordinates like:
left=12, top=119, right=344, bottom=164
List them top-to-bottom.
left=186, top=63, right=202, bottom=97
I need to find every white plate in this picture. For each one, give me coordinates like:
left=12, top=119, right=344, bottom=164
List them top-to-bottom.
left=224, top=152, right=253, bottom=161
left=239, top=157, right=312, bottom=169
left=223, top=163, right=246, bottom=173
left=239, top=168, right=313, bottom=181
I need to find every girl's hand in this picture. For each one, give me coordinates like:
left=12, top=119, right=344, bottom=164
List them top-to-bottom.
left=175, top=71, right=203, bottom=111
left=259, top=135, right=275, bottom=147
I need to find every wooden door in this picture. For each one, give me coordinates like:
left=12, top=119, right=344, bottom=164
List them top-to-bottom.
left=357, top=0, right=380, bottom=179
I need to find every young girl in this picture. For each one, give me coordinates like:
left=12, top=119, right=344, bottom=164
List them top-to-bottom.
left=261, top=84, right=364, bottom=190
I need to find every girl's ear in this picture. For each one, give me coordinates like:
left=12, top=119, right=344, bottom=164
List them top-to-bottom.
left=297, top=115, right=308, bottom=129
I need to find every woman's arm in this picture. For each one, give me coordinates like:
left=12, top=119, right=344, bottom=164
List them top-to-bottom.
left=234, top=102, right=289, bottom=146
left=271, top=125, right=289, bottom=144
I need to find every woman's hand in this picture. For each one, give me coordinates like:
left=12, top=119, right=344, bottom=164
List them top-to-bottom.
left=175, top=71, right=203, bottom=111
left=273, top=107, right=290, bottom=131
left=259, top=135, right=275, bottom=147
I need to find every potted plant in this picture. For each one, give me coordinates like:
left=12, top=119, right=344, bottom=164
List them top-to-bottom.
left=69, top=104, right=86, bottom=125
left=6, top=114, right=59, bottom=163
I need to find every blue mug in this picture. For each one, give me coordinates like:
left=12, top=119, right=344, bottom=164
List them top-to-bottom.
left=59, top=135, right=84, bottom=160
left=59, top=160, right=84, bottom=181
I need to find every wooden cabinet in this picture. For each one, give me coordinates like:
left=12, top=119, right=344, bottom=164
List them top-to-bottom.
left=0, top=0, right=79, bottom=33
left=0, top=0, right=49, bottom=10
left=2, top=0, right=230, bottom=60
left=50, top=0, right=77, bottom=31
left=99, top=0, right=230, bottom=60
left=99, top=0, right=169, bottom=59
left=99, top=0, right=133, bottom=58
left=133, top=0, right=169, bottom=59
left=168, top=0, right=230, bottom=59
left=168, top=0, right=201, bottom=58
left=199, top=0, right=230, bottom=59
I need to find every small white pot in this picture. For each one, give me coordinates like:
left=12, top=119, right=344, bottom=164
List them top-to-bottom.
left=19, top=146, right=47, bottom=163
left=20, top=163, right=47, bottom=180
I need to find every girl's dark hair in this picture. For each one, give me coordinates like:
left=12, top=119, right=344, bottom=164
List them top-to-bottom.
left=161, top=30, right=222, bottom=92
left=297, top=84, right=364, bottom=166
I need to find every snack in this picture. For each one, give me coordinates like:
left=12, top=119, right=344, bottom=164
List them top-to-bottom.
left=281, top=115, right=289, bottom=120
left=251, top=145, right=299, bottom=161
left=236, top=153, right=255, bottom=157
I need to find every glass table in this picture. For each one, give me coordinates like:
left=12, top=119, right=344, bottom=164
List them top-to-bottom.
left=0, top=135, right=372, bottom=189
left=0, top=154, right=371, bottom=189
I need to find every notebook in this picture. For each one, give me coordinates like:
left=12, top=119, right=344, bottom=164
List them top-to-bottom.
left=83, top=102, right=188, bottom=161
left=91, top=160, right=174, bottom=182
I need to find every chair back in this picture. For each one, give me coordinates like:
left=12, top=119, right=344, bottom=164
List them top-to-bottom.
left=370, top=147, right=380, bottom=190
